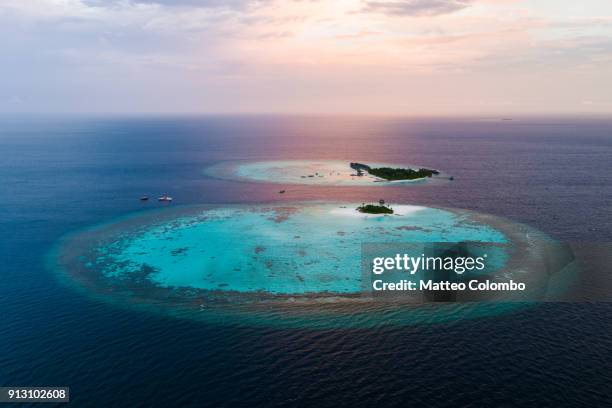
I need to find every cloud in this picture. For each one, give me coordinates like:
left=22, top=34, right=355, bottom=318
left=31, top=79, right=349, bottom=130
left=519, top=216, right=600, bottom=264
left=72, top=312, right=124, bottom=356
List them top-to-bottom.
left=2, top=0, right=612, bottom=114
left=82, top=0, right=259, bottom=9
left=362, top=0, right=472, bottom=17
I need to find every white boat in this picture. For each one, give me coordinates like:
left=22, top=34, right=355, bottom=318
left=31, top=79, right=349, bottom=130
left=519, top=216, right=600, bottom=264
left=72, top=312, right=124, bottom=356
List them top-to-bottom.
left=158, top=195, right=173, bottom=202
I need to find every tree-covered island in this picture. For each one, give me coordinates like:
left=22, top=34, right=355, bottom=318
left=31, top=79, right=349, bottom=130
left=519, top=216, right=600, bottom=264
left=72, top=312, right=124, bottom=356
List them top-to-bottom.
left=349, top=162, right=439, bottom=181
left=367, top=167, right=439, bottom=181
left=357, top=203, right=394, bottom=214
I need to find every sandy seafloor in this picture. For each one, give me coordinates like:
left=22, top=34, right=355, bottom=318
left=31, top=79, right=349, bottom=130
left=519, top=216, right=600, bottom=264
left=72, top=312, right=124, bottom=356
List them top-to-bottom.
left=205, top=159, right=449, bottom=186
left=53, top=202, right=575, bottom=328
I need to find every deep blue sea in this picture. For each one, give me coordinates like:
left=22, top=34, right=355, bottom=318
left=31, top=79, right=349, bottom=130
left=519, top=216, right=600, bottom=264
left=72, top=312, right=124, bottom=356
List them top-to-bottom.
left=1, top=115, right=612, bottom=407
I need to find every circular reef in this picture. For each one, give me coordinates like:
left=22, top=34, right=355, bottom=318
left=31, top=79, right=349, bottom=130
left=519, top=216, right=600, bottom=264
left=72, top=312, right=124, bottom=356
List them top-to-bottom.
left=204, top=160, right=450, bottom=186
left=52, top=203, right=574, bottom=328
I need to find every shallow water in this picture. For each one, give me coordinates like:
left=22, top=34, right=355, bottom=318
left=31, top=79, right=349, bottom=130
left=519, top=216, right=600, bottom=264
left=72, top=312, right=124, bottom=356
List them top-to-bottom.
left=2, top=115, right=612, bottom=406
left=207, top=159, right=448, bottom=186
left=54, top=200, right=576, bottom=329
left=73, top=204, right=507, bottom=294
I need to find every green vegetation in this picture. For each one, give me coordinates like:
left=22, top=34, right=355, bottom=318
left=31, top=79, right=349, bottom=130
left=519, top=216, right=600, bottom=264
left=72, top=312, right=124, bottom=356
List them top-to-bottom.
left=367, top=167, right=439, bottom=181
left=357, top=204, right=394, bottom=214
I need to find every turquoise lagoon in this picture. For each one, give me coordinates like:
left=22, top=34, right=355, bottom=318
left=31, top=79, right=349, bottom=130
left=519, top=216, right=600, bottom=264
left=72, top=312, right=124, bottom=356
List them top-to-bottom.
left=205, top=160, right=449, bottom=186
left=53, top=203, right=571, bottom=327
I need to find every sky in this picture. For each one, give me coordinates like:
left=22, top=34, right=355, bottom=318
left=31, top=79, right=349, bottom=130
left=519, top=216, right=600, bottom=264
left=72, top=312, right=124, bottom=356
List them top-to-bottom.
left=1, top=0, right=612, bottom=115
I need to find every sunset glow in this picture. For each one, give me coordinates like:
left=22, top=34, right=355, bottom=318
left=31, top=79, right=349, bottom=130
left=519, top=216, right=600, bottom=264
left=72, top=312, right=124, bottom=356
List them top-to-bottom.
left=2, top=0, right=612, bottom=114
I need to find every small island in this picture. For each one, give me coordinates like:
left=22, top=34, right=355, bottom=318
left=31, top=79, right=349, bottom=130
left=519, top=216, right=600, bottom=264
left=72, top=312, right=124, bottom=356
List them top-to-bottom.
left=208, top=160, right=448, bottom=187
left=350, top=162, right=439, bottom=181
left=367, top=167, right=439, bottom=181
left=357, top=202, right=394, bottom=214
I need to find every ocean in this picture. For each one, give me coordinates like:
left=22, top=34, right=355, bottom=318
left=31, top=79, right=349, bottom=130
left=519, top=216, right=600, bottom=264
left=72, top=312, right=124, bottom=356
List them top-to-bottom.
left=1, top=115, right=612, bottom=407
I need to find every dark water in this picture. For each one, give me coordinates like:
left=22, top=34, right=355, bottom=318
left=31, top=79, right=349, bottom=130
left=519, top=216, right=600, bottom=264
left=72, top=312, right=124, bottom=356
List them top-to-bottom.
left=2, top=115, right=612, bottom=407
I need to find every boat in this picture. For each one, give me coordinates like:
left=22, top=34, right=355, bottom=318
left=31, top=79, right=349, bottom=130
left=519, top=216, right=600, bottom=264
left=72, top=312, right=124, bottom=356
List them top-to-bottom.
left=158, top=195, right=173, bottom=202
left=140, top=196, right=149, bottom=201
